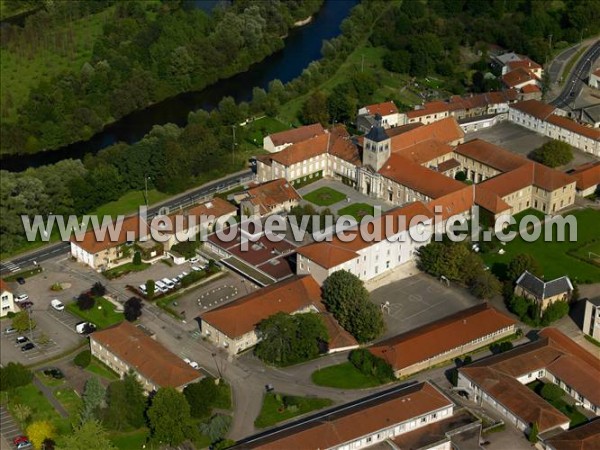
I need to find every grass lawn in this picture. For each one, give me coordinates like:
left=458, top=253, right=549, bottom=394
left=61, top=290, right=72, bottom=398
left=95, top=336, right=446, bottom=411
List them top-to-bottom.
left=1, top=7, right=114, bottom=121
left=241, top=116, right=291, bottom=148
left=303, top=187, right=347, bottom=206
left=91, top=189, right=170, bottom=218
left=338, top=203, right=375, bottom=222
left=482, top=209, right=600, bottom=283
left=102, top=261, right=150, bottom=279
left=66, top=297, right=123, bottom=329
left=86, top=357, right=120, bottom=381
left=312, top=362, right=387, bottom=389
left=36, top=372, right=66, bottom=388
left=527, top=381, right=589, bottom=427
left=215, top=382, right=233, bottom=410
left=6, top=384, right=71, bottom=434
left=54, top=388, right=82, bottom=418
left=254, top=393, right=333, bottom=428
left=109, top=428, right=151, bottom=450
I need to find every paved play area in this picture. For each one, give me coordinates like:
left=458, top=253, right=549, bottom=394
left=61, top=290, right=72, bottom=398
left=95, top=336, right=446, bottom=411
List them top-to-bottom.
left=370, top=273, right=482, bottom=340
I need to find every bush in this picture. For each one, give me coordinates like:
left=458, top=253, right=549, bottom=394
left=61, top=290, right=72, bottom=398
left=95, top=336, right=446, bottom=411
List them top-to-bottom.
left=531, top=140, right=573, bottom=168
left=132, top=251, right=142, bottom=265
left=181, top=269, right=207, bottom=287
left=146, top=279, right=155, bottom=300
left=91, top=282, right=107, bottom=297
left=77, top=292, right=96, bottom=311
left=124, top=297, right=143, bottom=322
left=541, top=300, right=569, bottom=325
left=489, top=341, right=513, bottom=354
left=349, top=349, right=394, bottom=382
left=74, top=350, right=91, bottom=368
left=0, top=362, right=33, bottom=391
left=184, top=378, right=219, bottom=419
left=541, top=383, right=564, bottom=402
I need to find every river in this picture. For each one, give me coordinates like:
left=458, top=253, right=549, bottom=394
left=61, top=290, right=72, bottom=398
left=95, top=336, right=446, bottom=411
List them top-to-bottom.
left=1, top=0, right=358, bottom=172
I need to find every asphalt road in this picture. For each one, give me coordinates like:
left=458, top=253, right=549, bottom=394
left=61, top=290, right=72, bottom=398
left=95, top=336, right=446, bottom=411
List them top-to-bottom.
left=551, top=40, right=600, bottom=108
left=547, top=43, right=581, bottom=84
left=0, top=169, right=254, bottom=276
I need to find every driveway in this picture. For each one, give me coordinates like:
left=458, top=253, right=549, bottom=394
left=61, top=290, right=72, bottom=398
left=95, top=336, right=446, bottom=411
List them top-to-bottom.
left=370, top=273, right=482, bottom=340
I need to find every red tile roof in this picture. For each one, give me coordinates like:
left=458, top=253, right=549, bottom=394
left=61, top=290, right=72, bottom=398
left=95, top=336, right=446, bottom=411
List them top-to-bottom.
left=507, top=59, right=542, bottom=71
left=502, top=67, right=539, bottom=88
left=521, top=84, right=541, bottom=93
left=510, top=99, right=556, bottom=120
left=365, top=101, right=398, bottom=116
left=406, top=101, right=455, bottom=119
left=546, top=114, right=600, bottom=141
left=391, top=117, right=464, bottom=151
left=266, top=123, right=325, bottom=147
left=328, top=125, right=361, bottom=165
left=267, top=133, right=329, bottom=166
left=394, top=139, right=453, bottom=165
left=456, top=139, right=528, bottom=172
left=380, top=155, right=466, bottom=199
left=437, top=158, right=461, bottom=173
left=570, top=161, right=600, bottom=190
left=478, top=163, right=534, bottom=197
left=244, top=179, right=300, bottom=216
left=475, top=185, right=512, bottom=214
left=427, top=186, right=475, bottom=220
left=71, top=215, right=143, bottom=255
left=297, top=242, right=359, bottom=269
left=200, top=276, right=324, bottom=338
left=0, top=279, right=11, bottom=293
left=370, top=303, right=516, bottom=372
left=320, top=313, right=358, bottom=351
left=91, top=321, right=202, bottom=389
left=461, top=328, right=600, bottom=433
left=242, top=382, right=453, bottom=450
left=545, top=419, right=600, bottom=450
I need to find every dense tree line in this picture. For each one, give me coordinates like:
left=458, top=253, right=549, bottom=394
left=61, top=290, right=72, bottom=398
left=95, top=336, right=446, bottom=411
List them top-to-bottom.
left=1, top=0, right=323, bottom=154
left=373, top=0, right=600, bottom=93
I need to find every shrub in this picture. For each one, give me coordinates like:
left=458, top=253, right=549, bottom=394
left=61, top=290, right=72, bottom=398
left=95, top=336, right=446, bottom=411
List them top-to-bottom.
left=132, top=251, right=142, bottom=265
left=181, top=269, right=207, bottom=287
left=146, top=279, right=155, bottom=300
left=90, top=282, right=107, bottom=297
left=77, top=292, right=95, bottom=311
left=124, top=297, right=143, bottom=322
left=349, top=349, right=394, bottom=382
left=74, top=350, right=91, bottom=368
left=0, top=363, right=33, bottom=391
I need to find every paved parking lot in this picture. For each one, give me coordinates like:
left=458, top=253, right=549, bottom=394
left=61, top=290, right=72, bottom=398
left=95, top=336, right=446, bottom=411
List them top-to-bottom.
left=465, top=121, right=597, bottom=169
left=370, top=273, right=481, bottom=340
left=46, top=306, right=85, bottom=333
left=1, top=326, right=63, bottom=363
left=1, top=405, right=23, bottom=449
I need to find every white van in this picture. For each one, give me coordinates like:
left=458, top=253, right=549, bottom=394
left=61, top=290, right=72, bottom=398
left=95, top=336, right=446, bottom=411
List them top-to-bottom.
left=161, top=278, right=175, bottom=290
left=154, top=280, right=167, bottom=293
left=139, top=284, right=147, bottom=294
left=15, top=294, right=29, bottom=303
left=51, top=299, right=65, bottom=311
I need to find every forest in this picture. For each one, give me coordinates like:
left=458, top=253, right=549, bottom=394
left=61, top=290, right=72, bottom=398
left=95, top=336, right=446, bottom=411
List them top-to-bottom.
left=0, top=0, right=322, bottom=155
left=1, top=0, right=599, bottom=256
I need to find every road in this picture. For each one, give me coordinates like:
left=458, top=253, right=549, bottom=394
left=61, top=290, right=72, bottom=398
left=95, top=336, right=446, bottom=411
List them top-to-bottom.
left=551, top=39, right=600, bottom=109
left=0, top=169, right=255, bottom=276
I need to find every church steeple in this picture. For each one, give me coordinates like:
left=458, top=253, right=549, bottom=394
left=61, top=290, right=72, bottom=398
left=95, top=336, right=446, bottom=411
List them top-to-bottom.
left=363, top=114, right=391, bottom=171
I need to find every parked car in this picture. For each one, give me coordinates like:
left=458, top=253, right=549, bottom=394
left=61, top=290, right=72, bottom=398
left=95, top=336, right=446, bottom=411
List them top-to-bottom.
left=189, top=256, right=199, bottom=264
left=191, top=265, right=202, bottom=272
left=16, top=277, right=25, bottom=285
left=161, top=278, right=175, bottom=290
left=171, top=278, right=180, bottom=285
left=139, top=284, right=147, bottom=294
left=15, top=293, right=29, bottom=303
left=51, top=299, right=65, bottom=311
left=19, top=301, right=34, bottom=309
left=75, top=322, right=96, bottom=335
left=4, top=327, right=17, bottom=335
left=16, top=336, right=29, bottom=344
left=21, top=343, right=35, bottom=351
left=188, top=360, right=199, bottom=369
left=43, top=368, right=64, bottom=379
left=265, top=384, right=274, bottom=393
left=13, top=436, right=31, bottom=447
left=16, top=441, right=32, bottom=449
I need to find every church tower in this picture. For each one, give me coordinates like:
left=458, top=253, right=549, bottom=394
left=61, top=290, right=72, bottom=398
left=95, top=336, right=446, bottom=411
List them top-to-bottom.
left=362, top=114, right=391, bottom=172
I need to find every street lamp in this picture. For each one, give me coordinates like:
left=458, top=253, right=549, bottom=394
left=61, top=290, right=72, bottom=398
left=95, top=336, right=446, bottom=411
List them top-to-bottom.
left=144, top=175, right=151, bottom=207
left=212, top=352, right=223, bottom=379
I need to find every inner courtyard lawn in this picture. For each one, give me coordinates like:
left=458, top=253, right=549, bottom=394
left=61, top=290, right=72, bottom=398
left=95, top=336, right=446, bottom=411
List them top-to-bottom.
left=303, top=187, right=347, bottom=206
left=337, top=203, right=375, bottom=222
left=482, top=208, right=600, bottom=283
left=311, top=362, right=387, bottom=389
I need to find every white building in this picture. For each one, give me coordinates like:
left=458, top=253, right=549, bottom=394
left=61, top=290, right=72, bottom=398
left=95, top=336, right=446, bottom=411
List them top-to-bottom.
left=589, top=68, right=600, bottom=89
left=357, top=101, right=401, bottom=129
left=296, top=202, right=434, bottom=285
left=0, top=280, right=16, bottom=317
left=583, top=297, right=600, bottom=341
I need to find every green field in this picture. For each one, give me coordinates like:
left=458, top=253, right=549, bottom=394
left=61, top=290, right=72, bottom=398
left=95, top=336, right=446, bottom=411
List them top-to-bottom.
left=1, top=7, right=114, bottom=120
left=278, top=44, right=425, bottom=124
left=241, top=116, right=291, bottom=148
left=303, top=187, right=346, bottom=206
left=91, top=189, right=170, bottom=218
left=337, top=203, right=375, bottom=222
left=482, top=209, right=600, bottom=283
left=66, top=297, right=123, bottom=329
left=311, top=362, right=387, bottom=389
left=5, top=384, right=71, bottom=434
left=54, top=388, right=82, bottom=418
left=254, top=393, right=333, bottom=428
left=109, top=428, right=151, bottom=450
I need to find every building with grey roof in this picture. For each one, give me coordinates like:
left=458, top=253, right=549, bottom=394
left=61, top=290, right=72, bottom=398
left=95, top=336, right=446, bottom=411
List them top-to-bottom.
left=514, top=271, right=573, bottom=315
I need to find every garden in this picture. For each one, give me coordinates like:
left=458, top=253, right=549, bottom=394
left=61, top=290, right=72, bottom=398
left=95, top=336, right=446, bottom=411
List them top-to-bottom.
left=303, top=186, right=347, bottom=207
left=337, top=203, right=375, bottom=222
left=66, top=297, right=123, bottom=329
left=527, top=381, right=588, bottom=427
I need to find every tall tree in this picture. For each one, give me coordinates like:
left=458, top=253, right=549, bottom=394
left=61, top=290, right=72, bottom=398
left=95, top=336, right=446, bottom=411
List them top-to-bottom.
left=300, top=91, right=329, bottom=125
left=506, top=254, right=541, bottom=282
left=322, top=271, right=384, bottom=343
left=124, top=297, right=143, bottom=322
left=80, top=377, right=106, bottom=424
left=183, top=378, right=219, bottom=419
left=147, top=387, right=197, bottom=446
left=57, top=420, right=116, bottom=450
left=26, top=421, right=56, bottom=450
